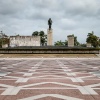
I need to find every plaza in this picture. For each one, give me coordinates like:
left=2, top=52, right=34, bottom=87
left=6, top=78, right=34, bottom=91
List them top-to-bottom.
left=0, top=58, right=100, bottom=100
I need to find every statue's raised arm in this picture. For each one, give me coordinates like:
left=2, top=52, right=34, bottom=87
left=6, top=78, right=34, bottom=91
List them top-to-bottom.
left=48, top=18, right=52, bottom=30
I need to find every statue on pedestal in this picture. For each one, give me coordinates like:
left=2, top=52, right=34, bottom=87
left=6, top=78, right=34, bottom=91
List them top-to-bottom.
left=48, top=18, right=52, bottom=30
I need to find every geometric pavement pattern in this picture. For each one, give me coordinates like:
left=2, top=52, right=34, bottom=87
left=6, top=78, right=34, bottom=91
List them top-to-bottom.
left=0, top=58, right=100, bottom=100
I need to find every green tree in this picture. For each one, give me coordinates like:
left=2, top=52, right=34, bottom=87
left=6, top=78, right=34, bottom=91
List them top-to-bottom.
left=32, top=31, right=47, bottom=46
left=32, top=31, right=39, bottom=36
left=39, top=31, right=47, bottom=46
left=39, top=31, right=44, bottom=37
left=86, top=31, right=99, bottom=47
left=15, top=34, right=20, bottom=36
left=74, top=36, right=80, bottom=46
left=0, top=38, right=9, bottom=48
left=0, top=39, right=2, bottom=47
left=99, top=39, right=100, bottom=47
left=54, top=40, right=65, bottom=46
left=64, top=40, right=68, bottom=46
left=80, top=43, right=86, bottom=47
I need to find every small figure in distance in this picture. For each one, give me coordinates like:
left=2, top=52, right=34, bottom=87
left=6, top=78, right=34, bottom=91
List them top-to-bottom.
left=48, top=18, right=52, bottom=30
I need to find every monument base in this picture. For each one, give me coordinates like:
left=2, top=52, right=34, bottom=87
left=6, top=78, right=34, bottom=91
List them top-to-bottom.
left=47, top=29, right=53, bottom=46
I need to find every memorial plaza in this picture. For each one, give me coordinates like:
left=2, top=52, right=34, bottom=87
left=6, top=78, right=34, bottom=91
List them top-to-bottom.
left=1, top=0, right=100, bottom=100
left=0, top=57, right=100, bottom=100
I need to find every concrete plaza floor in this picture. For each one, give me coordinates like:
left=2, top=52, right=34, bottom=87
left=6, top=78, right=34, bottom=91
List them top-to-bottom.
left=0, top=58, right=100, bottom=100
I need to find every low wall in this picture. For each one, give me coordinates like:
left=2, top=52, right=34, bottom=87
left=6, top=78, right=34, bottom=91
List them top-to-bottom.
left=0, top=46, right=99, bottom=54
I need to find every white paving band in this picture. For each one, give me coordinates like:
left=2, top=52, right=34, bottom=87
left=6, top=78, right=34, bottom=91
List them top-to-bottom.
left=19, top=94, right=83, bottom=100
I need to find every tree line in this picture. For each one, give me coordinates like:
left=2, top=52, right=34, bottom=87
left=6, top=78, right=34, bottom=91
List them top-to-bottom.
left=0, top=31, right=100, bottom=48
left=32, top=31, right=100, bottom=47
left=54, top=31, right=100, bottom=47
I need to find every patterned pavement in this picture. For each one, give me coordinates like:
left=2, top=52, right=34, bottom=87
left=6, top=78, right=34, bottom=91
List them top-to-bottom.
left=0, top=58, right=100, bottom=100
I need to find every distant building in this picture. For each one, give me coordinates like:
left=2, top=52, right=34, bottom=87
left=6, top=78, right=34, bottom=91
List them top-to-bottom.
left=10, top=36, right=40, bottom=47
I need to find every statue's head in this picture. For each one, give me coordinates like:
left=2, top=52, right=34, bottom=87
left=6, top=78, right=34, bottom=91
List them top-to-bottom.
left=49, top=18, right=51, bottom=20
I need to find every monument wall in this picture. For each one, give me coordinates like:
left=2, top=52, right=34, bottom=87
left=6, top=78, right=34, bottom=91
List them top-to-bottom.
left=67, top=35, right=74, bottom=47
left=10, top=36, right=40, bottom=47
left=0, top=47, right=99, bottom=54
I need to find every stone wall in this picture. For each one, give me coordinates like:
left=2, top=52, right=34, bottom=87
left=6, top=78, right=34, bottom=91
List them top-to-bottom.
left=10, top=36, right=40, bottom=47
left=0, top=47, right=99, bottom=54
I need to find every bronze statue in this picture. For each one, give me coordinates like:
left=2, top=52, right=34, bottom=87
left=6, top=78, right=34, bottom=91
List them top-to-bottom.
left=48, top=18, right=52, bottom=30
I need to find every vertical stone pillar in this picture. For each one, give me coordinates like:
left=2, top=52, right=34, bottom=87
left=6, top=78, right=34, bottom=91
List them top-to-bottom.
left=47, top=29, right=53, bottom=46
left=67, top=35, right=74, bottom=47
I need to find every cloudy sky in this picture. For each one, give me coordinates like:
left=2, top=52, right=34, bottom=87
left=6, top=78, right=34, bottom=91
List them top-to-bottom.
left=0, top=0, right=100, bottom=43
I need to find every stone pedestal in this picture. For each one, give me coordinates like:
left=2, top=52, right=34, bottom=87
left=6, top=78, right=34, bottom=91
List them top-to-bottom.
left=47, top=29, right=53, bottom=46
left=67, top=35, right=74, bottom=47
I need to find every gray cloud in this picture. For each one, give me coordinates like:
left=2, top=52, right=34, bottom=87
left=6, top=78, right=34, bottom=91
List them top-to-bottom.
left=0, top=0, right=100, bottom=44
